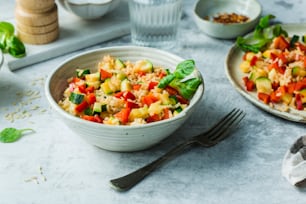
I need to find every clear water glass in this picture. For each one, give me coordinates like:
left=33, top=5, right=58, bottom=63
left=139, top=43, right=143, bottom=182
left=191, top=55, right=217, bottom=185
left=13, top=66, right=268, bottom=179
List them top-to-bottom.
left=128, top=0, right=182, bottom=49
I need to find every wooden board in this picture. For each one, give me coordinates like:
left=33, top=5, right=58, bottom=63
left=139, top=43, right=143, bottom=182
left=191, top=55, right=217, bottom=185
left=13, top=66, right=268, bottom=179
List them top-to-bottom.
left=3, top=0, right=130, bottom=70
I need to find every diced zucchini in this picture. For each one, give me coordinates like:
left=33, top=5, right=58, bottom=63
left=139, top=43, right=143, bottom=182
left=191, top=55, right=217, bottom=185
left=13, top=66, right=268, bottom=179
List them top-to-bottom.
left=115, top=58, right=126, bottom=69
left=135, top=59, right=153, bottom=73
left=239, top=61, right=251, bottom=73
left=292, top=66, right=306, bottom=77
left=76, top=69, right=90, bottom=78
left=249, top=69, right=267, bottom=82
left=116, top=71, right=127, bottom=81
left=85, top=72, right=100, bottom=82
left=255, top=77, right=272, bottom=95
left=101, top=78, right=120, bottom=94
left=101, top=79, right=114, bottom=94
left=120, top=79, right=132, bottom=91
left=86, top=81, right=100, bottom=89
left=300, top=89, right=306, bottom=103
left=69, top=92, right=84, bottom=104
left=281, top=93, right=293, bottom=105
left=169, top=95, right=178, bottom=104
left=148, top=101, right=163, bottom=116
left=93, top=102, right=107, bottom=113
left=173, top=106, right=183, bottom=115
left=84, top=107, right=93, bottom=116
left=129, top=107, right=149, bottom=121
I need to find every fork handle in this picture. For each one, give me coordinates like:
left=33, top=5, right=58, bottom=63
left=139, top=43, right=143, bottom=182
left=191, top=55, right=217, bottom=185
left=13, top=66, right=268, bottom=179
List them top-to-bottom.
left=110, top=140, right=195, bottom=191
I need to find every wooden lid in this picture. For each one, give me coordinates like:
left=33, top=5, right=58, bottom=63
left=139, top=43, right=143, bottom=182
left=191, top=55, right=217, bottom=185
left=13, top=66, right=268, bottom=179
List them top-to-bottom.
left=15, top=0, right=55, bottom=13
left=15, top=3, right=58, bottom=27
left=16, top=19, right=58, bottom=35
left=17, top=27, right=59, bottom=45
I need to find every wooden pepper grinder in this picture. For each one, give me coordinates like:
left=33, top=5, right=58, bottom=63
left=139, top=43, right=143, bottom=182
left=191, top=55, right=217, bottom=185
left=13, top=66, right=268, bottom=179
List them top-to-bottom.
left=15, top=0, right=59, bottom=45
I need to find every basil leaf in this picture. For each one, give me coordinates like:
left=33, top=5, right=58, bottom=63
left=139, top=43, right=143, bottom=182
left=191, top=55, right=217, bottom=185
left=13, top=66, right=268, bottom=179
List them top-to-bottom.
left=0, top=21, right=14, bottom=36
left=7, top=36, right=26, bottom=58
left=174, top=59, right=195, bottom=79
left=157, top=74, right=175, bottom=88
left=0, top=128, right=34, bottom=143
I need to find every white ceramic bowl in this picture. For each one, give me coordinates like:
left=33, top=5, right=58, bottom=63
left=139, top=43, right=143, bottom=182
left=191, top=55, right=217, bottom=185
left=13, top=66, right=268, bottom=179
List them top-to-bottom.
left=58, top=0, right=120, bottom=20
left=193, top=0, right=262, bottom=39
left=45, top=46, right=204, bottom=152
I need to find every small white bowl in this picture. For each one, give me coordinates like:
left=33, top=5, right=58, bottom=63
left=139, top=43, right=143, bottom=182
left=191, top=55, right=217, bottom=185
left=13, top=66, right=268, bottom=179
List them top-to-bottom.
left=58, top=0, right=120, bottom=20
left=193, top=0, right=262, bottom=39
left=45, top=46, right=204, bottom=152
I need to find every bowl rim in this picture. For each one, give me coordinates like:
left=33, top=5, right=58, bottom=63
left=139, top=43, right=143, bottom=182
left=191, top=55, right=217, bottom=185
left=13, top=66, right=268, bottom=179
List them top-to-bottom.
left=66, top=0, right=115, bottom=6
left=193, top=0, right=262, bottom=27
left=45, top=45, right=205, bottom=130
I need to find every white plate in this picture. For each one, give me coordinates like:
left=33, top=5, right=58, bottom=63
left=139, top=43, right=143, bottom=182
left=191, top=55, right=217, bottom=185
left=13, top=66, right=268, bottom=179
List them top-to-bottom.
left=225, top=23, right=306, bottom=123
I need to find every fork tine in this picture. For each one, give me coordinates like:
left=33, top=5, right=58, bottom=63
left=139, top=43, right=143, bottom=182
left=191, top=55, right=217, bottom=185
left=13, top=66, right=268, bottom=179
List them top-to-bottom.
left=198, top=108, right=240, bottom=138
left=208, top=109, right=245, bottom=143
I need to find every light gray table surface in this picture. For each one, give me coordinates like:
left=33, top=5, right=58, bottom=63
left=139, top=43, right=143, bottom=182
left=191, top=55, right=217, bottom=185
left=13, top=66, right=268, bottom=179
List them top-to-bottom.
left=1, top=0, right=306, bottom=204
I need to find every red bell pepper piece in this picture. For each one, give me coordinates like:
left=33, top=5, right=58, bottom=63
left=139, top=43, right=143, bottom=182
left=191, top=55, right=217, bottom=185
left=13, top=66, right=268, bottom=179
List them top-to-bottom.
left=274, top=35, right=290, bottom=50
left=250, top=56, right=258, bottom=66
left=100, top=69, right=112, bottom=81
left=243, top=76, right=255, bottom=91
left=295, top=78, right=306, bottom=91
left=148, top=81, right=159, bottom=90
left=78, top=84, right=87, bottom=94
left=132, top=84, right=141, bottom=91
left=123, top=91, right=136, bottom=101
left=270, top=91, right=281, bottom=103
left=258, top=92, right=270, bottom=104
left=86, top=93, right=96, bottom=105
left=142, top=93, right=159, bottom=107
left=296, top=94, right=304, bottom=110
left=75, top=100, right=89, bottom=112
left=125, top=101, right=139, bottom=109
left=115, top=108, right=131, bottom=124
left=82, top=114, right=103, bottom=123
left=146, top=114, right=161, bottom=123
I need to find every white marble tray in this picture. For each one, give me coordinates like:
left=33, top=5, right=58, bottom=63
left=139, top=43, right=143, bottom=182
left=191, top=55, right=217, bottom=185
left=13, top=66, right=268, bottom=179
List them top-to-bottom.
left=4, top=0, right=130, bottom=71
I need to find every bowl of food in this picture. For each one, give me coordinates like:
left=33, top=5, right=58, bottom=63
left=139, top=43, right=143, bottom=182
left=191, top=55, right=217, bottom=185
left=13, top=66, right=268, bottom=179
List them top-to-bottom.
left=57, top=0, right=120, bottom=20
left=193, top=0, right=262, bottom=39
left=45, top=46, right=204, bottom=152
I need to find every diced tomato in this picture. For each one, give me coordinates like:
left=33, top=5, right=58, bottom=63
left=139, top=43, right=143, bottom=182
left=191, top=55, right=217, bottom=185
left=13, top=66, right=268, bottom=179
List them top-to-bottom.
left=274, top=35, right=290, bottom=50
left=296, top=42, right=306, bottom=52
left=270, top=52, right=278, bottom=60
left=250, top=56, right=258, bottom=66
left=100, top=69, right=112, bottom=80
left=137, top=71, right=146, bottom=76
left=158, top=71, right=167, bottom=79
left=243, top=76, right=255, bottom=91
left=72, top=77, right=81, bottom=83
left=295, top=78, right=306, bottom=91
left=148, top=81, right=159, bottom=90
left=272, top=81, right=280, bottom=90
left=287, top=82, right=296, bottom=94
left=78, top=84, right=87, bottom=93
left=133, top=84, right=141, bottom=91
left=277, top=85, right=287, bottom=95
left=85, top=86, right=95, bottom=93
left=165, top=86, right=179, bottom=95
left=114, top=91, right=124, bottom=98
left=123, top=91, right=136, bottom=101
left=270, top=91, right=281, bottom=103
left=258, top=92, right=270, bottom=104
left=86, top=93, right=96, bottom=105
left=142, top=93, right=159, bottom=107
left=175, top=94, right=189, bottom=104
left=296, top=94, right=304, bottom=110
left=75, top=100, right=89, bottom=112
left=125, top=101, right=139, bottom=109
left=115, top=108, right=131, bottom=124
left=163, top=108, right=170, bottom=120
left=82, top=114, right=103, bottom=123
left=146, top=114, right=162, bottom=123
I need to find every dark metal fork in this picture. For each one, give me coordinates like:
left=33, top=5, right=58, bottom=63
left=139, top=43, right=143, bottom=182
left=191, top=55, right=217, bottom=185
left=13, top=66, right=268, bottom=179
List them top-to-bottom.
left=110, top=108, right=246, bottom=191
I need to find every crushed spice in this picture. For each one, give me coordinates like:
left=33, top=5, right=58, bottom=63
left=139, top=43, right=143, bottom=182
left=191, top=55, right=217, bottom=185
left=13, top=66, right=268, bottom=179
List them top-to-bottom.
left=205, top=13, right=249, bottom=24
